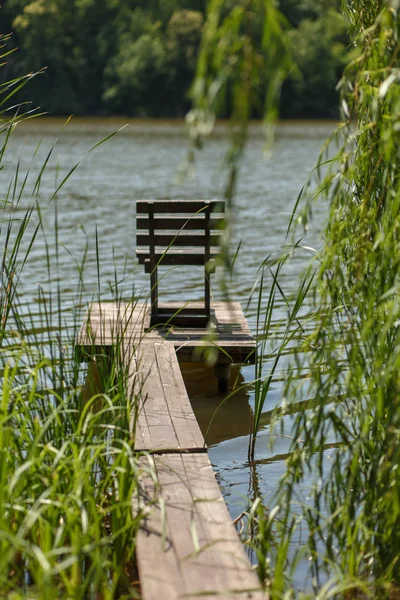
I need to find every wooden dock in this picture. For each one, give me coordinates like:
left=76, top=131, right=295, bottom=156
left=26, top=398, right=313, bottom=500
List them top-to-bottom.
left=76, top=300, right=264, bottom=599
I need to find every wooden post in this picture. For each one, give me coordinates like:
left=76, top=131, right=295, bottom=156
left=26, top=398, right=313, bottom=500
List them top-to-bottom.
left=213, top=361, right=231, bottom=393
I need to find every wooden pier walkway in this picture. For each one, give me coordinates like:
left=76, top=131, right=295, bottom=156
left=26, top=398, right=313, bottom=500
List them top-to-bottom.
left=76, top=300, right=264, bottom=600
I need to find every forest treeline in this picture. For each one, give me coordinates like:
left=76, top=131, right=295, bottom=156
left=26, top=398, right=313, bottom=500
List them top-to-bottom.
left=0, top=0, right=350, bottom=118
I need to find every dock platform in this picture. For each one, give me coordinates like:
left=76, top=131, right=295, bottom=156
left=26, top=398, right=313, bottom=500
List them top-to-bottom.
left=76, top=300, right=262, bottom=599
left=76, top=300, right=255, bottom=361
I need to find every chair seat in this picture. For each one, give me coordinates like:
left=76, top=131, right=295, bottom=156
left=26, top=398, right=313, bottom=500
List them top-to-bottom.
left=148, top=306, right=214, bottom=328
left=150, top=314, right=210, bottom=328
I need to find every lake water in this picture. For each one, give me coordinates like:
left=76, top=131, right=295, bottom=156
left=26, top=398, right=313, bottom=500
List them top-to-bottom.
left=1, top=117, right=334, bottom=585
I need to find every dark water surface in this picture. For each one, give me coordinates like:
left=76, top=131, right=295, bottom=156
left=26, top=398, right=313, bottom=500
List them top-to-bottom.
left=2, top=117, right=334, bottom=582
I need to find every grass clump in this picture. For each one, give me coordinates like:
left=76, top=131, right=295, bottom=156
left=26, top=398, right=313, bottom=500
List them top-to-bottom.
left=191, top=1, right=400, bottom=596
left=248, top=2, right=400, bottom=597
left=0, top=36, right=145, bottom=599
left=0, top=358, right=142, bottom=600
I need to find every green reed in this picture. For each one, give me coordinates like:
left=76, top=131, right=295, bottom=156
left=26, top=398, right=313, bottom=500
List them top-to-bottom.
left=188, top=0, right=296, bottom=461
left=4, top=1, right=400, bottom=596
left=191, top=1, right=400, bottom=597
left=247, top=2, right=400, bottom=597
left=0, top=39, right=149, bottom=598
left=0, top=203, right=143, bottom=598
left=248, top=248, right=315, bottom=461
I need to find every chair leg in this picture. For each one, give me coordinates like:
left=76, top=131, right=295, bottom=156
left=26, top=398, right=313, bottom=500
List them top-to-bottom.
left=149, top=202, right=158, bottom=323
left=204, top=202, right=211, bottom=320
left=150, top=266, right=158, bottom=322
left=205, top=272, right=210, bottom=320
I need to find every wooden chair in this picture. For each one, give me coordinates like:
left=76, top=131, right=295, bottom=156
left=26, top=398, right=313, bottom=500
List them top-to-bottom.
left=136, top=199, right=225, bottom=327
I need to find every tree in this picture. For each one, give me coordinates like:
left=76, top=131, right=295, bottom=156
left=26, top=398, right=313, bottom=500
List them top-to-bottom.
left=0, top=0, right=352, bottom=118
left=1, top=0, right=116, bottom=114
left=281, top=7, right=351, bottom=117
left=166, top=10, right=204, bottom=115
left=103, top=23, right=170, bottom=116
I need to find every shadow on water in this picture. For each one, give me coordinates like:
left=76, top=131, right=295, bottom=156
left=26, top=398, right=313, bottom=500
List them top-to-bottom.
left=180, top=362, right=254, bottom=446
left=180, top=362, right=324, bottom=448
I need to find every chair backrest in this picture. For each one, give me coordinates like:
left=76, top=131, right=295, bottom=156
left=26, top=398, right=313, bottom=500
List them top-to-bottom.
left=136, top=199, right=225, bottom=326
left=136, top=199, right=225, bottom=271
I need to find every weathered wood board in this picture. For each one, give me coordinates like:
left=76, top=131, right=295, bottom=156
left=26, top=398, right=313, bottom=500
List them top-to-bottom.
left=136, top=198, right=225, bottom=214
left=76, top=299, right=264, bottom=599
left=75, top=301, right=256, bottom=365
left=129, top=341, right=206, bottom=453
left=135, top=453, right=265, bottom=600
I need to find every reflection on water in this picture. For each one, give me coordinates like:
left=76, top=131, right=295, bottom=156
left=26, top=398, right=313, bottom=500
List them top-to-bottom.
left=1, top=118, right=333, bottom=581
left=180, top=361, right=289, bottom=508
left=180, top=362, right=253, bottom=446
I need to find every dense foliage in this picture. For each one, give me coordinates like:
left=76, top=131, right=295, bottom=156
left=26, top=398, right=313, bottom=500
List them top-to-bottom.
left=0, top=0, right=348, bottom=118
left=190, top=0, right=400, bottom=596
left=254, top=0, right=400, bottom=596
left=0, top=37, right=147, bottom=597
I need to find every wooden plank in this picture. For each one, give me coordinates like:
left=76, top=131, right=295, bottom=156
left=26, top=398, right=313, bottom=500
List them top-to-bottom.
left=136, top=199, right=225, bottom=214
left=137, top=216, right=225, bottom=231
left=136, top=232, right=222, bottom=247
left=136, top=248, right=219, bottom=263
left=136, top=250, right=219, bottom=272
left=76, top=297, right=261, bottom=599
left=75, top=301, right=256, bottom=365
left=75, top=301, right=148, bottom=355
left=76, top=301, right=256, bottom=345
left=76, top=302, right=260, bottom=597
left=156, top=307, right=210, bottom=316
left=150, top=315, right=210, bottom=328
left=130, top=342, right=206, bottom=452
left=174, top=342, right=256, bottom=365
left=131, top=343, right=174, bottom=452
left=135, top=453, right=264, bottom=600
